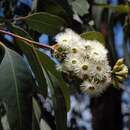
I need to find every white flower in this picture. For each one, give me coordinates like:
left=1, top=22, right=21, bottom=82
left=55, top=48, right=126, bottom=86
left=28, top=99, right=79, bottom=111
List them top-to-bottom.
left=55, top=28, right=112, bottom=96
left=55, top=28, right=81, bottom=49
left=55, top=32, right=71, bottom=48
left=82, top=40, right=108, bottom=62
left=87, top=40, right=107, bottom=54
left=56, top=53, right=80, bottom=73
left=64, top=56, right=80, bottom=72
left=73, top=58, right=91, bottom=79
left=56, top=64, right=63, bottom=72
left=80, top=79, right=110, bottom=96
left=80, top=80, right=98, bottom=95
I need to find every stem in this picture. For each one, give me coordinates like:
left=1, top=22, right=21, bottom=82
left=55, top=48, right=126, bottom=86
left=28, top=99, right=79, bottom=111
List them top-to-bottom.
left=0, top=29, right=55, bottom=51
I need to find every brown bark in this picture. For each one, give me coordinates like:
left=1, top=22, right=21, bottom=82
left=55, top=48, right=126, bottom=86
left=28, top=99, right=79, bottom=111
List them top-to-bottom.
left=90, top=87, right=123, bottom=130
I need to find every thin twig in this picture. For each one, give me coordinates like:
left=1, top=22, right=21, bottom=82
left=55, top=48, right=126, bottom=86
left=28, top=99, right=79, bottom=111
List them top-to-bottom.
left=0, top=29, right=55, bottom=51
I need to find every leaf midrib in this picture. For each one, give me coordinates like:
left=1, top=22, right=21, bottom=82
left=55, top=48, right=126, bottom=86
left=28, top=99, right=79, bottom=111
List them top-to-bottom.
left=6, top=49, right=22, bottom=129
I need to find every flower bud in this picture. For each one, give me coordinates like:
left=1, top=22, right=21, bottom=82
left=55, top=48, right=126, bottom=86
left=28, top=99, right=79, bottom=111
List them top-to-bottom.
left=115, top=58, right=124, bottom=66
left=112, top=59, right=128, bottom=86
left=113, top=64, right=124, bottom=72
left=115, top=65, right=128, bottom=76
left=116, top=75, right=124, bottom=82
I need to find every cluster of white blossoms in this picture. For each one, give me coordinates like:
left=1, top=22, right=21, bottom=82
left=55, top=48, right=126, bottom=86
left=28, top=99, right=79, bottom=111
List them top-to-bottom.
left=55, top=29, right=112, bottom=96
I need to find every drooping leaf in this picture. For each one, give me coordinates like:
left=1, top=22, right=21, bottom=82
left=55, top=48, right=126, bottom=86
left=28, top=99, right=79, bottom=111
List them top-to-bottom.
left=36, top=0, right=72, bottom=24
left=37, top=0, right=68, bottom=17
left=52, top=0, right=73, bottom=16
left=70, top=0, right=90, bottom=16
left=43, top=2, right=67, bottom=17
left=94, top=3, right=128, bottom=14
left=23, top=12, right=66, bottom=35
left=123, top=23, right=130, bottom=70
left=10, top=25, right=48, bottom=97
left=10, top=25, right=70, bottom=111
left=80, top=31, right=105, bottom=45
left=123, top=39, right=130, bottom=70
left=0, top=42, right=33, bottom=130
left=0, top=42, right=5, bottom=64
left=19, top=42, right=70, bottom=111
left=37, top=51, right=70, bottom=111
left=31, top=52, right=68, bottom=130
left=42, top=68, right=68, bottom=130
left=33, top=97, right=41, bottom=124
left=32, top=99, right=40, bottom=130
left=0, top=101, right=10, bottom=130
left=32, top=112, right=40, bottom=130
left=40, top=119, right=52, bottom=130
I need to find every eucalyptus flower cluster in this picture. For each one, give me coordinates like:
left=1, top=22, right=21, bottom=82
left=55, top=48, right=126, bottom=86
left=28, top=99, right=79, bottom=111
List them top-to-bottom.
left=54, top=29, right=127, bottom=96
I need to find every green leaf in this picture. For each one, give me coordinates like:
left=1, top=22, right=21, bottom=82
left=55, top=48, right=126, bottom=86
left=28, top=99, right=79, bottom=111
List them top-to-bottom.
left=37, top=0, right=72, bottom=24
left=37, top=0, right=73, bottom=17
left=38, top=0, right=67, bottom=16
left=53, top=0, right=73, bottom=16
left=70, top=0, right=90, bottom=16
left=45, top=3, right=67, bottom=17
left=94, top=3, right=128, bottom=14
left=24, top=12, right=66, bottom=35
left=123, top=24, right=130, bottom=70
left=10, top=25, right=48, bottom=97
left=10, top=25, right=70, bottom=111
left=80, top=31, right=105, bottom=46
left=123, top=39, right=130, bottom=70
left=0, top=42, right=33, bottom=130
left=0, top=42, right=5, bottom=63
left=17, top=42, right=48, bottom=96
left=23, top=46, right=70, bottom=112
left=28, top=46, right=70, bottom=111
left=33, top=50, right=69, bottom=130
left=37, top=51, right=70, bottom=111
left=42, top=68, right=67, bottom=130
left=33, top=97, right=41, bottom=124
left=32, top=98, right=40, bottom=130
left=0, top=101, right=10, bottom=130
left=32, top=112, right=40, bottom=130
left=40, top=119, right=52, bottom=130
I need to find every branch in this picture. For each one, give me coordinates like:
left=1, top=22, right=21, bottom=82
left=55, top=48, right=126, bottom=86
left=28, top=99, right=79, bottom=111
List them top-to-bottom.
left=0, top=29, right=55, bottom=51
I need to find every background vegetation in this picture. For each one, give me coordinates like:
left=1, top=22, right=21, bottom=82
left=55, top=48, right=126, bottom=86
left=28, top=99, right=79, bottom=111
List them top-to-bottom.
left=0, top=0, right=130, bottom=130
